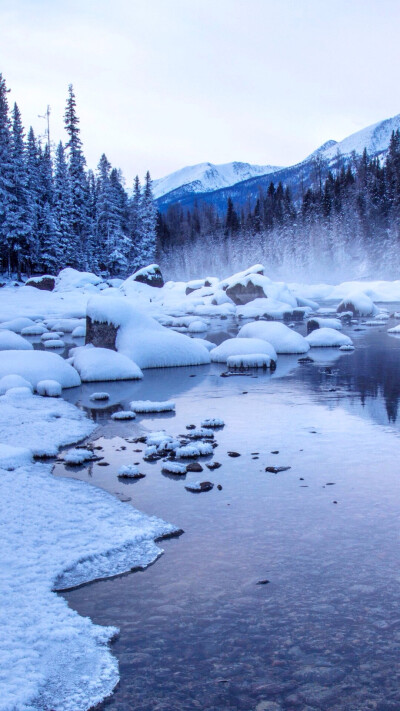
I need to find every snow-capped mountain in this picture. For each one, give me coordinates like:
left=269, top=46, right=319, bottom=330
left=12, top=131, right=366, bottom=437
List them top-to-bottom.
left=155, top=113, right=400, bottom=210
left=306, top=113, right=400, bottom=163
left=153, top=161, right=280, bottom=199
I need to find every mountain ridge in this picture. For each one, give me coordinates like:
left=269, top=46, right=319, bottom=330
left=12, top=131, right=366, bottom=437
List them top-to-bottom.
left=155, top=112, right=400, bottom=212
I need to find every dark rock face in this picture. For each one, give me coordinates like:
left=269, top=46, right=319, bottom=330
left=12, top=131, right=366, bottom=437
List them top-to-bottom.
left=133, top=265, right=164, bottom=288
left=26, top=276, right=55, bottom=291
left=225, top=280, right=265, bottom=305
left=337, top=301, right=360, bottom=316
left=85, top=317, right=118, bottom=350
left=307, top=319, right=320, bottom=334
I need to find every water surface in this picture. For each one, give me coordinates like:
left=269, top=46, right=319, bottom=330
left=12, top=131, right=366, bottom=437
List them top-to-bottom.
left=55, top=319, right=400, bottom=711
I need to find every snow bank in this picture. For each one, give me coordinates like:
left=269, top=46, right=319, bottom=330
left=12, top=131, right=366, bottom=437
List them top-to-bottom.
left=87, top=296, right=211, bottom=369
left=238, top=321, right=310, bottom=354
left=306, top=327, right=353, bottom=348
left=0, top=329, right=33, bottom=350
left=210, top=337, right=277, bottom=363
left=70, top=345, right=143, bottom=382
left=0, top=351, right=80, bottom=389
left=0, top=386, right=176, bottom=710
left=0, top=442, right=32, bottom=469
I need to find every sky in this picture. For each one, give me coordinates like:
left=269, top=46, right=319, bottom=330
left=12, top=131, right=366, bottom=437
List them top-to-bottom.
left=1, top=0, right=400, bottom=185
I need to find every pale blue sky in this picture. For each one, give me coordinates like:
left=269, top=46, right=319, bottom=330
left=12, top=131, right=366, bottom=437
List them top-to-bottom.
left=1, top=0, right=400, bottom=184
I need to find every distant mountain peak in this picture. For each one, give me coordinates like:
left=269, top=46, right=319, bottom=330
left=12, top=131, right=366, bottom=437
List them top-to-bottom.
left=153, top=160, right=281, bottom=199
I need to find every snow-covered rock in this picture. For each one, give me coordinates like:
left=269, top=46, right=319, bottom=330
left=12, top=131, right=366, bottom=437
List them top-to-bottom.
left=55, top=267, right=102, bottom=291
left=337, top=291, right=379, bottom=317
left=86, top=296, right=211, bottom=369
left=0, top=316, right=35, bottom=333
left=306, top=317, right=342, bottom=334
left=238, top=321, right=310, bottom=354
left=306, top=328, right=353, bottom=348
left=0, top=329, right=33, bottom=350
left=210, top=337, right=277, bottom=363
left=69, top=345, right=143, bottom=382
left=0, top=351, right=80, bottom=389
left=227, top=353, right=274, bottom=369
left=0, top=374, right=33, bottom=394
left=36, top=379, right=62, bottom=397
left=130, top=400, right=175, bottom=413
left=64, top=447, right=95, bottom=465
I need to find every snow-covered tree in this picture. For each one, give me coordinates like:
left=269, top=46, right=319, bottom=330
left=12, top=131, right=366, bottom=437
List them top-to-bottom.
left=0, top=74, right=14, bottom=274
left=64, top=84, right=89, bottom=265
left=138, top=170, right=157, bottom=266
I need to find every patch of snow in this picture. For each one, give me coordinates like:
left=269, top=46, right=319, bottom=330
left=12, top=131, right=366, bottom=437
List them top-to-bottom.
left=0, top=442, right=32, bottom=469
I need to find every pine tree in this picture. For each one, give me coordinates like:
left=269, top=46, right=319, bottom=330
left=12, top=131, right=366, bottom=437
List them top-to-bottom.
left=0, top=74, right=14, bottom=274
left=64, top=84, right=89, bottom=266
left=8, top=103, right=34, bottom=277
left=25, top=127, right=41, bottom=268
left=53, top=141, right=73, bottom=266
left=37, top=143, right=59, bottom=272
left=139, top=171, right=157, bottom=266
left=129, top=174, right=142, bottom=266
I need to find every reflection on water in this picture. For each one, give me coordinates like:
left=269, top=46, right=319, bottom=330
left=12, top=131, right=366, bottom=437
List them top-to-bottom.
left=56, top=319, right=400, bottom=711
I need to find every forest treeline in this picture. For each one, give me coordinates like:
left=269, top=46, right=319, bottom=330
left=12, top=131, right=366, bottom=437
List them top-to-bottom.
left=2, top=71, right=400, bottom=281
left=0, top=74, right=157, bottom=277
left=158, top=134, right=400, bottom=281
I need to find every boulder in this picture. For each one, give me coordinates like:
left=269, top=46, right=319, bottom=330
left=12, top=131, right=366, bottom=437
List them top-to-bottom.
left=131, top=264, right=164, bottom=288
left=26, top=275, right=55, bottom=291
left=225, top=279, right=266, bottom=305
left=85, top=317, right=118, bottom=350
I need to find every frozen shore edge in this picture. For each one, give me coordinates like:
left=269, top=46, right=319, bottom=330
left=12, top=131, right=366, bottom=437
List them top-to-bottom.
left=0, top=390, right=176, bottom=711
